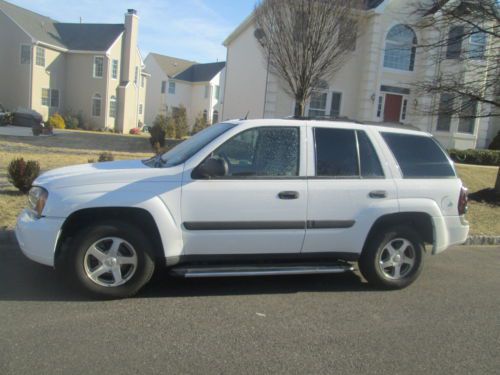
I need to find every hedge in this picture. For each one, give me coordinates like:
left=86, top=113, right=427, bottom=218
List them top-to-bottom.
left=448, top=149, right=500, bottom=167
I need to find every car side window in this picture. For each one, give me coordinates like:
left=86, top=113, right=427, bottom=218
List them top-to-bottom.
left=212, top=127, right=300, bottom=177
left=314, top=128, right=359, bottom=177
left=357, top=131, right=384, bottom=178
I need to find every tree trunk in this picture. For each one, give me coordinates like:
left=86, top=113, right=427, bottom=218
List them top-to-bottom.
left=294, top=99, right=305, bottom=118
left=495, top=168, right=500, bottom=194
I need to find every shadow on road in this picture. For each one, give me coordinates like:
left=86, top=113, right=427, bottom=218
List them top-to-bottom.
left=0, top=240, right=374, bottom=302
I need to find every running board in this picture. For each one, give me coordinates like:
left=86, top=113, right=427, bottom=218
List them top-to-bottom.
left=170, top=263, right=354, bottom=278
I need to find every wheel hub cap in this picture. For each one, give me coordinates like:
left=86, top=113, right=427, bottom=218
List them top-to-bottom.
left=377, top=238, right=416, bottom=280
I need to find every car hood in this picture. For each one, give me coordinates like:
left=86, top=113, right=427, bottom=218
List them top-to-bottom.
left=35, top=159, right=182, bottom=189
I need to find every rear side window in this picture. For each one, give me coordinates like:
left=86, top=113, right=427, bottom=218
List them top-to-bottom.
left=314, top=128, right=384, bottom=178
left=315, top=128, right=359, bottom=177
left=382, top=132, right=455, bottom=178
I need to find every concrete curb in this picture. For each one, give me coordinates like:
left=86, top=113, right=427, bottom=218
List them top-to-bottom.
left=0, top=229, right=498, bottom=247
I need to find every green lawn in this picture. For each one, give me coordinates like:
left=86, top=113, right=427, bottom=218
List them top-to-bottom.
left=0, top=131, right=498, bottom=235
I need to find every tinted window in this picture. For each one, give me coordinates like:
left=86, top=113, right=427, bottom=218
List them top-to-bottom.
left=213, top=127, right=300, bottom=177
left=315, top=128, right=359, bottom=177
left=358, top=131, right=384, bottom=178
left=382, top=133, right=455, bottom=178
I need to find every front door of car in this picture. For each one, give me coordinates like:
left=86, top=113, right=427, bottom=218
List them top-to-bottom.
left=181, top=125, right=307, bottom=256
left=302, top=126, right=398, bottom=256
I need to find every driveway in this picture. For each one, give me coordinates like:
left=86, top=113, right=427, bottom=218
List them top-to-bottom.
left=0, top=125, right=63, bottom=137
left=0, top=236, right=498, bottom=375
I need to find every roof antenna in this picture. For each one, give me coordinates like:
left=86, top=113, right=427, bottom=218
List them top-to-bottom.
left=79, top=17, right=82, bottom=24
left=244, top=111, right=249, bottom=120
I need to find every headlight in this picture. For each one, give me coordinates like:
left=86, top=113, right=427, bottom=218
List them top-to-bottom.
left=28, top=187, right=48, bottom=218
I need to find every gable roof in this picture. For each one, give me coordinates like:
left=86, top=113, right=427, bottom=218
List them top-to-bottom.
left=0, top=0, right=124, bottom=51
left=149, top=53, right=197, bottom=78
left=174, top=62, right=226, bottom=83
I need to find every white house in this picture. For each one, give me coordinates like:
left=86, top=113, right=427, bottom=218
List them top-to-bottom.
left=222, top=0, right=499, bottom=149
left=145, top=53, right=225, bottom=127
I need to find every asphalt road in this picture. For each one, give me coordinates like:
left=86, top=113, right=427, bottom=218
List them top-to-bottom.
left=0, top=239, right=499, bottom=375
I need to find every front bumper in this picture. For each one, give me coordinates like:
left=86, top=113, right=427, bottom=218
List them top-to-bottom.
left=15, top=209, right=65, bottom=267
left=432, top=215, right=469, bottom=254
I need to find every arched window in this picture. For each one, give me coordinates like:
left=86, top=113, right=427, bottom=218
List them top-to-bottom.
left=384, top=25, right=417, bottom=71
left=92, top=94, right=102, bottom=117
left=109, top=96, right=117, bottom=118
left=212, top=110, right=219, bottom=124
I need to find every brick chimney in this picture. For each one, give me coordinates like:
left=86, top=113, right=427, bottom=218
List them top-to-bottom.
left=121, top=9, right=139, bottom=83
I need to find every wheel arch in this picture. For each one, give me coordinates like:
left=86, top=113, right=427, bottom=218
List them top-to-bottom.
left=55, top=207, right=165, bottom=267
left=362, top=212, right=434, bottom=254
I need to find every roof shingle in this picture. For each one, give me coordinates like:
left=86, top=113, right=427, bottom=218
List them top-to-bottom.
left=174, top=62, right=226, bottom=83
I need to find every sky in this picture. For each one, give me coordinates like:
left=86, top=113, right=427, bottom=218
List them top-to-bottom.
left=7, top=0, right=256, bottom=62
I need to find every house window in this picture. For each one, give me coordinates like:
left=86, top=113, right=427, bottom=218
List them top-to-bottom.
left=383, top=24, right=417, bottom=71
left=446, top=26, right=464, bottom=59
left=469, top=29, right=487, bottom=60
left=21, top=45, right=31, bottom=64
left=35, top=47, right=45, bottom=67
left=93, top=56, right=104, bottom=78
left=111, top=59, right=119, bottom=79
left=134, top=67, right=138, bottom=84
left=161, top=81, right=167, bottom=94
left=168, top=81, right=176, bottom=94
left=204, top=85, right=210, bottom=98
left=214, top=85, right=220, bottom=100
left=41, top=88, right=50, bottom=106
left=41, top=89, right=59, bottom=107
left=50, top=89, right=59, bottom=108
left=308, top=92, right=328, bottom=118
left=330, top=92, right=342, bottom=117
left=436, top=93, right=454, bottom=132
left=92, top=94, right=102, bottom=117
left=109, top=96, right=117, bottom=118
left=376, top=96, right=384, bottom=118
left=401, top=99, right=408, bottom=121
left=458, top=99, right=477, bottom=134
left=139, top=104, right=143, bottom=115
left=212, top=110, right=219, bottom=124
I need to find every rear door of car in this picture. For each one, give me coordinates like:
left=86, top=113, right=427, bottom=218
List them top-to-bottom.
left=302, top=123, right=399, bottom=256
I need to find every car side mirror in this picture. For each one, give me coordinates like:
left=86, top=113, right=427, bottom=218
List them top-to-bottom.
left=193, top=157, right=228, bottom=179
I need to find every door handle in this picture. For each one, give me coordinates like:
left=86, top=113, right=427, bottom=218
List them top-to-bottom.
left=369, top=190, right=387, bottom=199
left=278, top=191, right=299, bottom=200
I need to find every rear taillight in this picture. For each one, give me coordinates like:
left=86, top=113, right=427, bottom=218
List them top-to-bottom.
left=458, top=186, right=468, bottom=215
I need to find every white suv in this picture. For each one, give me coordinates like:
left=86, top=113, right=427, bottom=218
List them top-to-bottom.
left=16, top=119, right=469, bottom=298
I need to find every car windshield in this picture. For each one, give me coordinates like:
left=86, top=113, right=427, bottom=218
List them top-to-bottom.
left=160, top=122, right=236, bottom=167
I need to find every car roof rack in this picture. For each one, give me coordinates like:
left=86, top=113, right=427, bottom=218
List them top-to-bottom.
left=281, top=116, right=422, bottom=131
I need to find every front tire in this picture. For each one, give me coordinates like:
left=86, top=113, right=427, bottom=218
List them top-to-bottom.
left=59, top=221, right=155, bottom=299
left=359, top=226, right=424, bottom=289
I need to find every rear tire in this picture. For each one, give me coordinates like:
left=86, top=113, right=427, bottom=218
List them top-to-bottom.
left=58, top=221, right=155, bottom=299
left=359, top=226, right=424, bottom=289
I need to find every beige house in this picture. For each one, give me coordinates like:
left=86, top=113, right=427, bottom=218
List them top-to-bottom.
left=0, top=0, right=148, bottom=133
left=222, top=0, right=499, bottom=149
left=145, top=53, right=225, bottom=127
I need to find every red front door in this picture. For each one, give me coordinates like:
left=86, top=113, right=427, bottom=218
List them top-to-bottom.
left=383, top=94, right=403, bottom=123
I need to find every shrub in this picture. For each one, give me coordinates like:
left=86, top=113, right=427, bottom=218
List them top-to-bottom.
left=173, top=105, right=188, bottom=139
left=192, top=112, right=208, bottom=135
left=48, top=113, right=65, bottom=129
left=63, top=114, right=79, bottom=129
left=150, top=114, right=168, bottom=149
left=166, top=117, right=176, bottom=139
left=129, top=127, right=141, bottom=135
left=489, top=131, right=500, bottom=150
left=448, top=149, right=500, bottom=166
left=98, top=152, right=114, bottom=162
left=7, top=158, right=40, bottom=194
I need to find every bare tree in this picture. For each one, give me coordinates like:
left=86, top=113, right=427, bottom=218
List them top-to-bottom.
left=254, top=0, right=363, bottom=117
left=410, top=0, right=500, bottom=119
